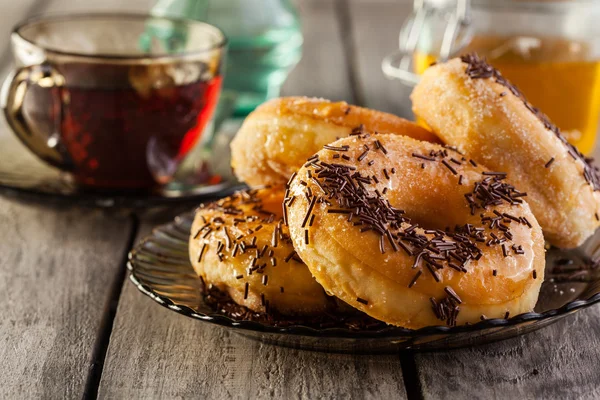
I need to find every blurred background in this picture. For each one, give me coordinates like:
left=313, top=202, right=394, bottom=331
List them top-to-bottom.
left=0, top=0, right=417, bottom=116
left=0, top=0, right=423, bottom=196
left=1, top=0, right=599, bottom=195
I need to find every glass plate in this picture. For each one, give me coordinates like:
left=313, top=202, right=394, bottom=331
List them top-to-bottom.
left=0, top=120, right=243, bottom=208
left=129, top=211, right=600, bottom=353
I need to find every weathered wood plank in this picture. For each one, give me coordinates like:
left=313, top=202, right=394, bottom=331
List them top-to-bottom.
left=281, top=0, right=353, bottom=101
left=347, top=0, right=414, bottom=116
left=0, top=1, right=134, bottom=398
left=98, top=1, right=406, bottom=398
left=348, top=2, right=600, bottom=399
left=350, top=2, right=600, bottom=399
left=415, top=145, right=600, bottom=400
left=0, top=199, right=133, bottom=398
left=99, top=215, right=407, bottom=400
left=416, top=307, right=600, bottom=400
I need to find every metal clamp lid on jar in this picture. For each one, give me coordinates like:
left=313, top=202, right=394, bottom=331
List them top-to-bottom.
left=382, top=0, right=470, bottom=86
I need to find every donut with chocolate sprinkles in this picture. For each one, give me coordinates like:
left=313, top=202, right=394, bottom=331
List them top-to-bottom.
left=412, top=54, right=600, bottom=248
left=231, top=96, right=439, bottom=188
left=286, top=134, right=545, bottom=328
left=189, top=188, right=332, bottom=316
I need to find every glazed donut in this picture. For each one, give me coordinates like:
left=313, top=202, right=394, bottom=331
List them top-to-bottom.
left=411, top=54, right=600, bottom=248
left=230, top=96, right=439, bottom=188
left=285, top=133, right=545, bottom=329
left=189, top=188, right=330, bottom=316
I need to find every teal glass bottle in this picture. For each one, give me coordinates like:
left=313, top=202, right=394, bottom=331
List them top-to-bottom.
left=151, top=0, right=303, bottom=116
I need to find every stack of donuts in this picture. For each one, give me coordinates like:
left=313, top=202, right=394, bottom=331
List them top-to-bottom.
left=189, top=55, right=600, bottom=329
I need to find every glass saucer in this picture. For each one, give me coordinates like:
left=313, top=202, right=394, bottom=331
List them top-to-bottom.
left=0, top=120, right=243, bottom=208
left=128, top=211, right=600, bottom=353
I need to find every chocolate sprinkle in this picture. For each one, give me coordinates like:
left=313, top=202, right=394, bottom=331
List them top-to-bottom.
left=288, top=136, right=532, bottom=326
left=376, top=140, right=388, bottom=155
left=324, top=144, right=350, bottom=152
left=413, top=153, right=435, bottom=161
left=545, top=157, right=555, bottom=168
left=441, top=160, right=458, bottom=175
left=465, top=173, right=526, bottom=213
left=301, top=195, right=318, bottom=228
left=197, top=243, right=207, bottom=262
left=502, top=244, right=508, bottom=258
left=284, top=250, right=297, bottom=263
left=426, top=262, right=441, bottom=282
left=408, top=270, right=422, bottom=288
left=203, top=282, right=389, bottom=330
left=444, top=286, right=462, bottom=304
left=431, top=295, right=460, bottom=326
left=356, top=297, right=369, bottom=305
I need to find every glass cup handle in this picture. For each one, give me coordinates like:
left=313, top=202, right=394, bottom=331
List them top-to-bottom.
left=382, top=0, right=471, bottom=87
left=382, top=49, right=421, bottom=87
left=1, top=63, right=72, bottom=170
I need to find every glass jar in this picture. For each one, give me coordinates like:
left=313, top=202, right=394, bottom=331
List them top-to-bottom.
left=151, top=0, right=303, bottom=116
left=383, top=0, right=600, bottom=154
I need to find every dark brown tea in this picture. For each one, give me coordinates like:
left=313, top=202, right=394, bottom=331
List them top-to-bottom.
left=5, top=14, right=227, bottom=190
left=26, top=63, right=222, bottom=189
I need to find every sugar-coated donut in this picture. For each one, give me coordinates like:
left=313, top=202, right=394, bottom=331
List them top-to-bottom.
left=411, top=54, right=600, bottom=248
left=230, top=96, right=440, bottom=188
left=285, top=133, right=545, bottom=329
left=189, top=188, right=331, bottom=315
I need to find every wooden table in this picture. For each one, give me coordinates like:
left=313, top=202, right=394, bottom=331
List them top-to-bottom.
left=2, top=1, right=600, bottom=399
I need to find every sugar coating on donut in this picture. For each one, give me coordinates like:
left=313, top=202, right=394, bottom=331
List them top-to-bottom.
left=460, top=53, right=600, bottom=191
left=411, top=54, right=600, bottom=248
left=230, top=96, right=439, bottom=188
left=286, top=133, right=545, bottom=329
left=189, top=188, right=331, bottom=316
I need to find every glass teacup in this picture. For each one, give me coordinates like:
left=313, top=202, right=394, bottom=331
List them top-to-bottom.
left=2, top=13, right=226, bottom=190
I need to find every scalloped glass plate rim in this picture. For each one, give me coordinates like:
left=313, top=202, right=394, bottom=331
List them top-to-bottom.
left=128, top=212, right=600, bottom=341
left=128, top=270, right=600, bottom=339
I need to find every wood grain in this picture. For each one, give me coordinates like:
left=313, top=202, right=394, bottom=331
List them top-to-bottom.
left=0, top=0, right=134, bottom=398
left=2, top=0, right=599, bottom=398
left=281, top=0, right=354, bottom=101
left=347, top=0, right=414, bottom=117
left=98, top=1, right=407, bottom=398
left=347, top=2, right=600, bottom=399
left=0, top=199, right=133, bottom=398
left=98, top=211, right=407, bottom=399
left=99, top=246, right=407, bottom=399
left=416, top=307, right=600, bottom=400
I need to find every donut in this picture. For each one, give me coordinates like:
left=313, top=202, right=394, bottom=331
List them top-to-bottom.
left=411, top=54, right=600, bottom=248
left=230, top=96, right=440, bottom=188
left=285, top=133, right=545, bottom=329
left=189, top=188, right=330, bottom=316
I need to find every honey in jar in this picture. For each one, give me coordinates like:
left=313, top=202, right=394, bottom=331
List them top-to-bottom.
left=382, top=0, right=600, bottom=155
left=415, top=36, right=600, bottom=154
